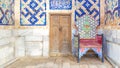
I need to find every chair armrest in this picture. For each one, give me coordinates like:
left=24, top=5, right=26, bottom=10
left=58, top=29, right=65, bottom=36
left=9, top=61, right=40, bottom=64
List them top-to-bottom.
left=96, top=34, right=103, bottom=44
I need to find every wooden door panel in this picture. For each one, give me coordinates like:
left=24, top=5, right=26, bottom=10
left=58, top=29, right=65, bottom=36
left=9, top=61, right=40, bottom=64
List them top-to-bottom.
left=50, top=14, right=71, bottom=56
left=50, top=15, right=60, bottom=53
left=51, top=15, right=59, bottom=26
left=60, top=15, right=71, bottom=54
left=60, top=15, right=70, bottom=26
left=51, top=27, right=59, bottom=52
left=60, top=27, right=70, bottom=53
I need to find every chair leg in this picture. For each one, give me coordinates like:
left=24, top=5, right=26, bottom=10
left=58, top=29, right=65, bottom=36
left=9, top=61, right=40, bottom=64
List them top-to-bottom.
left=102, top=46, right=104, bottom=62
left=78, top=48, right=80, bottom=63
left=102, top=50, right=104, bottom=62
left=102, top=56, right=104, bottom=62
left=78, top=57, right=80, bottom=63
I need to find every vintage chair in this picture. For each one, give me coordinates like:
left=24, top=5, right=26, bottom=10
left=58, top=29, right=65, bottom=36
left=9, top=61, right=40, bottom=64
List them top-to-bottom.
left=76, top=15, right=104, bottom=62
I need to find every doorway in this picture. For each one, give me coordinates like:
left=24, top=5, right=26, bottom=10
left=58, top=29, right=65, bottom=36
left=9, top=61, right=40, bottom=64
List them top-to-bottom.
left=50, top=14, right=71, bottom=56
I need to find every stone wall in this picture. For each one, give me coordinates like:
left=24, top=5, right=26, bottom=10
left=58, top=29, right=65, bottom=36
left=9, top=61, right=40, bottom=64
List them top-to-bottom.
left=0, top=29, right=49, bottom=66
left=13, top=29, right=49, bottom=57
left=103, top=29, right=120, bottom=66
left=0, top=30, right=14, bottom=66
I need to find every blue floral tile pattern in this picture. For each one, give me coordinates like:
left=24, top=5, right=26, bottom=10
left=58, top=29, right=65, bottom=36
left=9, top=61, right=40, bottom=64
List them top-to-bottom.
left=20, top=0, right=46, bottom=26
left=49, top=0, right=72, bottom=10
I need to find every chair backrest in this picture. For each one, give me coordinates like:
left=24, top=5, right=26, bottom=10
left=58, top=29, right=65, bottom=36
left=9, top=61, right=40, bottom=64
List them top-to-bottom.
left=76, top=15, right=98, bottom=39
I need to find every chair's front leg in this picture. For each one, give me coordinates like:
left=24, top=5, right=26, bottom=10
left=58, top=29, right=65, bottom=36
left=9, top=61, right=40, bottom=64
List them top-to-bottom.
left=78, top=33, right=80, bottom=63
left=101, top=34, right=104, bottom=62
left=78, top=48, right=80, bottom=63
left=102, top=51, right=104, bottom=62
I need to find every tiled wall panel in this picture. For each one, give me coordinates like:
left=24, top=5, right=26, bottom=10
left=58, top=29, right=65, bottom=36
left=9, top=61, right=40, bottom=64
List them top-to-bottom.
left=0, top=0, right=14, bottom=25
left=20, top=0, right=46, bottom=26
left=49, top=0, right=72, bottom=10
left=75, top=0, right=100, bottom=25
left=105, top=0, right=120, bottom=25
left=76, top=15, right=97, bottom=38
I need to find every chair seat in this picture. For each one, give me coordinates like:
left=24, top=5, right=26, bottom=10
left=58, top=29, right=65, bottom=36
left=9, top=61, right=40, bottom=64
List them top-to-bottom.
left=79, top=39, right=102, bottom=48
left=80, top=42, right=102, bottom=48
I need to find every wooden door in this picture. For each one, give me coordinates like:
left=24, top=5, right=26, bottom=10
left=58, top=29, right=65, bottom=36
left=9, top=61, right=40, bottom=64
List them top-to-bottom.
left=50, top=14, right=71, bottom=56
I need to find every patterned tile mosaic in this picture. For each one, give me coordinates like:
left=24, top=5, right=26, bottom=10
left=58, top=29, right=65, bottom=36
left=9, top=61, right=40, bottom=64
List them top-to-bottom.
left=0, top=0, right=14, bottom=25
left=20, top=0, right=46, bottom=26
left=49, top=0, right=72, bottom=10
left=75, top=0, right=100, bottom=25
left=105, top=0, right=120, bottom=25
left=118, top=0, right=120, bottom=18
left=76, top=15, right=97, bottom=39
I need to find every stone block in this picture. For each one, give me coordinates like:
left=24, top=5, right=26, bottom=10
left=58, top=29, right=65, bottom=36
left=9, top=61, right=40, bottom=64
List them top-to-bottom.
left=13, top=29, right=33, bottom=36
left=33, top=29, right=49, bottom=36
left=0, top=30, right=12, bottom=38
left=106, top=30, right=112, bottom=42
left=111, top=30, right=117, bottom=38
left=111, top=30, right=117, bottom=42
left=116, top=30, right=120, bottom=44
left=117, top=30, right=120, bottom=39
left=25, top=36, right=43, bottom=42
left=43, top=36, right=49, bottom=41
left=15, top=37, right=25, bottom=57
left=0, top=38, right=10, bottom=46
left=43, top=41, right=49, bottom=57
left=26, top=42, right=43, bottom=56
left=106, top=42, right=111, bottom=56
left=106, top=43, right=120, bottom=65
left=0, top=45, right=14, bottom=65
left=43, top=51, right=49, bottom=57
left=5, top=53, right=14, bottom=63
left=0, top=58, right=6, bottom=65
left=45, top=62, right=54, bottom=68
left=63, top=62, right=70, bottom=68
left=71, top=64, right=79, bottom=68
left=79, top=64, right=88, bottom=68
left=89, top=65, right=98, bottom=68
left=97, top=65, right=106, bottom=68
left=25, top=66, right=36, bottom=68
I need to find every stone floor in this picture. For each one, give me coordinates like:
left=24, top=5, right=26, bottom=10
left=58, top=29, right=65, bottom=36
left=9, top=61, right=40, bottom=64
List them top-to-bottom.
left=6, top=55, right=113, bottom=68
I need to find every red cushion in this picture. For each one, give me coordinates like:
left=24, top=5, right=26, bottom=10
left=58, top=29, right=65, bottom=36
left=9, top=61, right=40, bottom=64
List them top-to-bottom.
left=79, top=35, right=102, bottom=48
left=80, top=42, right=102, bottom=48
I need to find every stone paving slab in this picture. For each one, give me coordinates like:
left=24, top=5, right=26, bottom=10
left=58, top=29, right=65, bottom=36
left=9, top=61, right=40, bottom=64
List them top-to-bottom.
left=5, top=56, right=113, bottom=68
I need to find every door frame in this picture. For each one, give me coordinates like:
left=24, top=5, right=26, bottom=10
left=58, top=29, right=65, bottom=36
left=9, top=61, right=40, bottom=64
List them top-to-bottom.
left=49, top=13, right=72, bottom=56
